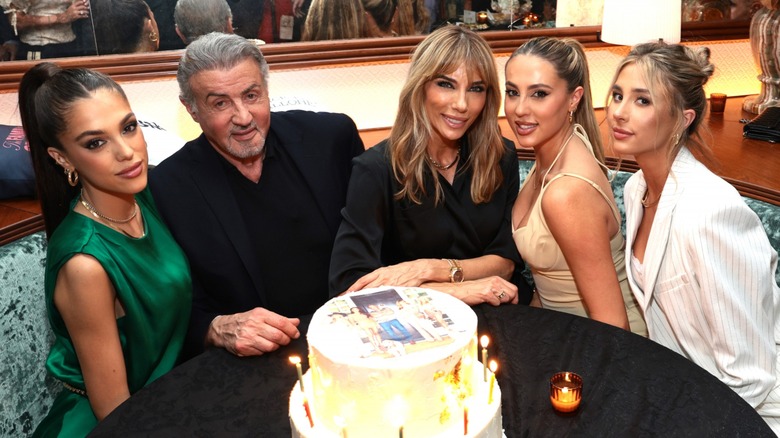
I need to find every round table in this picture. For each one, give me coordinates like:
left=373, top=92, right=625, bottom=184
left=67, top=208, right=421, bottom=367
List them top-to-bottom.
left=89, top=304, right=774, bottom=437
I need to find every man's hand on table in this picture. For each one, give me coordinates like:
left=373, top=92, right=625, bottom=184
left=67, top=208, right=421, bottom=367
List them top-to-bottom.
left=206, top=308, right=300, bottom=357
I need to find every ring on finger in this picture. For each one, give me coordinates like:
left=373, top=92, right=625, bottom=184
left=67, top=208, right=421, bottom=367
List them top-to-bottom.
left=495, top=290, right=506, bottom=300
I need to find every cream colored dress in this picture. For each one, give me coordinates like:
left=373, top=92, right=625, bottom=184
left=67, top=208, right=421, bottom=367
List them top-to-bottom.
left=513, top=125, right=647, bottom=336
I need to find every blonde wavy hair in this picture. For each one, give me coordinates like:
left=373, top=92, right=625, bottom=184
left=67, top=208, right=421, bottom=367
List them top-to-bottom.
left=389, top=25, right=504, bottom=205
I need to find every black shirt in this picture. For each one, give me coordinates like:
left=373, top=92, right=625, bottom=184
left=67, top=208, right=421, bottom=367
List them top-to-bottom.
left=223, top=131, right=332, bottom=316
left=329, top=138, right=531, bottom=302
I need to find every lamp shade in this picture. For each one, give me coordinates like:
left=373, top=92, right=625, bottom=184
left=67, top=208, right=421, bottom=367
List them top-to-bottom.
left=601, top=0, right=682, bottom=45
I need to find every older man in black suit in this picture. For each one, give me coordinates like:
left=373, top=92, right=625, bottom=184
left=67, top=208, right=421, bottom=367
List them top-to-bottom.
left=150, top=32, right=364, bottom=359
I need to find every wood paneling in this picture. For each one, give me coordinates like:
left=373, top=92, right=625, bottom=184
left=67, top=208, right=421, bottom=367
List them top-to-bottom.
left=0, top=21, right=749, bottom=91
left=2, top=95, right=777, bottom=244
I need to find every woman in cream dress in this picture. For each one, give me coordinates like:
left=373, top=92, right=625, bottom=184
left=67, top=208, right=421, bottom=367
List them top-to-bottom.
left=506, top=37, right=646, bottom=336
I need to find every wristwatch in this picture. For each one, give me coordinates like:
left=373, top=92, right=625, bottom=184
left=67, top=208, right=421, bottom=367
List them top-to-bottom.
left=445, top=259, right=464, bottom=283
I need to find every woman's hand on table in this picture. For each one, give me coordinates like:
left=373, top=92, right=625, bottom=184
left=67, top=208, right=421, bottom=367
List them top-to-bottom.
left=345, top=259, right=448, bottom=292
left=424, top=276, right=519, bottom=306
left=206, top=308, right=300, bottom=357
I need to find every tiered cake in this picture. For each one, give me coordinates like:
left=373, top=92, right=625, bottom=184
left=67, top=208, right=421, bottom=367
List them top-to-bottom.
left=289, top=287, right=503, bottom=438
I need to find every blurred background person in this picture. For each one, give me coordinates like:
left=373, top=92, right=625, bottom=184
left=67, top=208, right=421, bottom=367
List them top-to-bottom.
left=4, top=0, right=91, bottom=59
left=93, top=0, right=159, bottom=54
left=145, top=0, right=184, bottom=50
left=174, top=0, right=233, bottom=45
left=227, top=0, right=308, bottom=43
left=303, top=0, right=363, bottom=41
left=362, top=0, right=396, bottom=37
left=395, top=0, right=428, bottom=35
left=0, top=11, right=20, bottom=60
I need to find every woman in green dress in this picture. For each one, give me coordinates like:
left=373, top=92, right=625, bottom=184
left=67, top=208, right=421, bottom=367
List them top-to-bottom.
left=18, top=62, right=191, bottom=437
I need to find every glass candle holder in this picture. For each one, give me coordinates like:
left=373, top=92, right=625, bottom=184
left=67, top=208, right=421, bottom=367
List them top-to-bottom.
left=477, top=11, right=489, bottom=24
left=710, top=93, right=727, bottom=113
left=549, top=372, right=582, bottom=413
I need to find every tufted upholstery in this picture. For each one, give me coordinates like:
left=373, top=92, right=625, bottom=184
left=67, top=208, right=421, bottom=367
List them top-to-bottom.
left=518, top=159, right=780, bottom=286
left=0, top=232, right=59, bottom=437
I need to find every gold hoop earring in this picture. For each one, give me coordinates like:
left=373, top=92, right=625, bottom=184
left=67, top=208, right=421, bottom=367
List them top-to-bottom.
left=149, top=31, right=159, bottom=42
left=568, top=110, right=574, bottom=124
left=65, top=168, right=79, bottom=187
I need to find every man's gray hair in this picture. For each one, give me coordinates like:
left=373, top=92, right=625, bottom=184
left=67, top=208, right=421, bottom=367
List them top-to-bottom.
left=174, top=0, right=232, bottom=44
left=177, top=32, right=269, bottom=111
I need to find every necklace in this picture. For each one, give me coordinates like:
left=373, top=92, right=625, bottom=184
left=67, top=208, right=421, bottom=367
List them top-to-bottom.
left=535, top=130, right=575, bottom=189
left=427, top=151, right=460, bottom=171
left=79, top=190, right=138, bottom=223
left=641, top=190, right=660, bottom=208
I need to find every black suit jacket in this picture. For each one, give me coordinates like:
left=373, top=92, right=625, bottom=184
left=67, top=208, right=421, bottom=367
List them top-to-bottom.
left=149, top=111, right=364, bottom=359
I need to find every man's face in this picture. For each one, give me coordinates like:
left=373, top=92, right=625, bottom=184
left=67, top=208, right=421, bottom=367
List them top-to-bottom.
left=182, top=58, right=271, bottom=164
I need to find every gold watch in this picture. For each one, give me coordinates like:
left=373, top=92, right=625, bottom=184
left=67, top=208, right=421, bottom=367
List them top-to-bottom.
left=445, top=259, right=464, bottom=283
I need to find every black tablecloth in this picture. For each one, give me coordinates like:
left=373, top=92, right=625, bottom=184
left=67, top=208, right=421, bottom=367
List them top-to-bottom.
left=89, top=304, right=774, bottom=437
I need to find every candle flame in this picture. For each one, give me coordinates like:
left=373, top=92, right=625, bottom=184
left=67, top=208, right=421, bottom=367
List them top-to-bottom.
left=480, top=335, right=489, bottom=348
left=289, top=356, right=301, bottom=365
left=489, top=360, right=498, bottom=373
left=564, top=372, right=570, bottom=382
left=562, top=386, right=569, bottom=394
left=386, top=395, right=408, bottom=428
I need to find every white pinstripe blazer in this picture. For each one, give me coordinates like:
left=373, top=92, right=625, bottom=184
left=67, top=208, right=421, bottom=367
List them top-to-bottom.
left=624, top=148, right=780, bottom=432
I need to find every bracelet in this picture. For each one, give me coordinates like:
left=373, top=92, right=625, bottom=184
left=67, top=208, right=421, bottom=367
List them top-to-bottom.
left=445, top=258, right=464, bottom=283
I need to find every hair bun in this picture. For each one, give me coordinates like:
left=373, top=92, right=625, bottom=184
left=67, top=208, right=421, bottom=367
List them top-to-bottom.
left=687, top=45, right=715, bottom=84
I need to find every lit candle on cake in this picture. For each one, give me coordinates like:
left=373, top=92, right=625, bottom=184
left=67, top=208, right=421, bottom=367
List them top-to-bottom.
left=480, top=335, right=489, bottom=382
left=289, top=355, right=305, bottom=392
left=488, top=360, right=498, bottom=404
left=303, top=396, right=314, bottom=427
left=387, top=396, right=408, bottom=438
left=463, top=405, right=469, bottom=435
left=334, top=416, right=347, bottom=438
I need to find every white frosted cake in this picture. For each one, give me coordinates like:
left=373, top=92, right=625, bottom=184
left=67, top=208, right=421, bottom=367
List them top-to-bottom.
left=289, top=287, right=503, bottom=438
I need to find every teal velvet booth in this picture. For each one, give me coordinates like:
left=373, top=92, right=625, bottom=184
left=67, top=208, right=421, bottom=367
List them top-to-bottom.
left=0, top=232, right=59, bottom=436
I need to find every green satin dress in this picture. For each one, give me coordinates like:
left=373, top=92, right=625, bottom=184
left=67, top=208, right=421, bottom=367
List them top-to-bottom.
left=33, top=188, right=191, bottom=437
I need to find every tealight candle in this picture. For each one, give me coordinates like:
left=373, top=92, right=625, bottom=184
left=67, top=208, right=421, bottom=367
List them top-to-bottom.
left=477, top=11, right=488, bottom=24
left=710, top=93, right=727, bottom=113
left=480, top=335, right=489, bottom=382
left=289, top=356, right=305, bottom=392
left=549, top=371, right=582, bottom=413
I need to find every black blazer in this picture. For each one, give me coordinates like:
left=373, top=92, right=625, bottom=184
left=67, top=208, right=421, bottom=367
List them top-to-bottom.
left=149, top=111, right=364, bottom=358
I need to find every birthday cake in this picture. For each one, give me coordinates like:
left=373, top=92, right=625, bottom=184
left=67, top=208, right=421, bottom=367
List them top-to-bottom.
left=289, top=287, right=503, bottom=438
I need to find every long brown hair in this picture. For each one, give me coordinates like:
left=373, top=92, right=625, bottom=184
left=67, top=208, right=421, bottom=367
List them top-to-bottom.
left=303, top=0, right=364, bottom=41
left=389, top=25, right=504, bottom=205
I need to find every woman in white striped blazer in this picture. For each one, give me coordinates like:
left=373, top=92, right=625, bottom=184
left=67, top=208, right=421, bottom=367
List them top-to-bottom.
left=605, top=42, right=780, bottom=433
